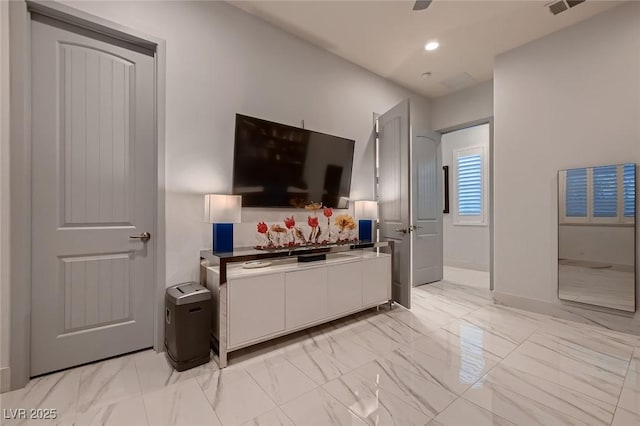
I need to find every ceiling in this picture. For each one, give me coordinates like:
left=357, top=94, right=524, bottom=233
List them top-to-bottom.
left=229, top=0, right=624, bottom=98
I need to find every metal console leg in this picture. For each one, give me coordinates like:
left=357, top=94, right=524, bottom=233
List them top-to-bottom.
left=218, top=283, right=228, bottom=368
left=219, top=350, right=228, bottom=368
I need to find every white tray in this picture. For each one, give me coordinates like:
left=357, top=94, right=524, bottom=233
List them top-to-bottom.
left=242, top=260, right=273, bottom=269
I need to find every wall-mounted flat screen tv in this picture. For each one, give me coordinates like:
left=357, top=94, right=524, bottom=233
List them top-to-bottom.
left=232, top=114, right=355, bottom=208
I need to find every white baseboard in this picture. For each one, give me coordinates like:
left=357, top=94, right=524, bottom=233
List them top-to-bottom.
left=444, top=259, right=489, bottom=272
left=493, top=291, right=640, bottom=336
left=0, top=367, right=10, bottom=393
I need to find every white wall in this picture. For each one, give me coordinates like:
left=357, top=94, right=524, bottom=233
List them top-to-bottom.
left=0, top=0, right=11, bottom=392
left=58, top=0, right=432, bottom=285
left=494, top=2, right=640, bottom=328
left=432, top=80, right=493, bottom=131
left=441, top=124, right=490, bottom=271
left=559, top=225, right=634, bottom=267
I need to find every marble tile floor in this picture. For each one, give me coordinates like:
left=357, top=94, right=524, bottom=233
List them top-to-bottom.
left=558, top=263, right=635, bottom=312
left=2, top=280, right=640, bottom=425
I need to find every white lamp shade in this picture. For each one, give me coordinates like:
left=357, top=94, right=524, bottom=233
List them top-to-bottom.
left=204, top=194, right=242, bottom=223
left=354, top=200, right=378, bottom=220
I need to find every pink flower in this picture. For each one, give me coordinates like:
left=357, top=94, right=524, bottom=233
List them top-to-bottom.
left=323, top=207, right=333, bottom=218
left=284, top=216, right=295, bottom=229
left=308, top=216, right=319, bottom=228
left=257, top=221, right=268, bottom=234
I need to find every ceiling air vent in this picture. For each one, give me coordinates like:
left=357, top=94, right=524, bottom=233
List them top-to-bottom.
left=547, top=0, right=586, bottom=15
left=567, top=0, right=586, bottom=8
left=548, top=1, right=568, bottom=15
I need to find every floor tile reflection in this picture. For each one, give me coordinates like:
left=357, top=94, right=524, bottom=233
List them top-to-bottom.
left=323, top=369, right=434, bottom=425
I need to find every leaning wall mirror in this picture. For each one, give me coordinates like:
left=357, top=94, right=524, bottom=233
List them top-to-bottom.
left=558, top=163, right=636, bottom=312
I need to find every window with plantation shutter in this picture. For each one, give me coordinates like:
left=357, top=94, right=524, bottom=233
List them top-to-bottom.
left=453, top=146, right=487, bottom=225
left=457, top=154, right=482, bottom=216
left=560, top=163, right=635, bottom=225
left=623, top=163, right=635, bottom=219
left=592, top=165, right=618, bottom=218
left=565, top=168, right=587, bottom=217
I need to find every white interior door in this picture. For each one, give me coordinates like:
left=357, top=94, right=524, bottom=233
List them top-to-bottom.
left=30, top=18, right=156, bottom=376
left=377, top=99, right=411, bottom=308
left=412, top=131, right=443, bottom=285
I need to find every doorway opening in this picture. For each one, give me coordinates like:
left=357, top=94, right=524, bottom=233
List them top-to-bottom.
left=374, top=99, right=444, bottom=309
left=440, top=122, right=492, bottom=290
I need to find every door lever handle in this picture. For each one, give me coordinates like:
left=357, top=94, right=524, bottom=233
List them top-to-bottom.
left=395, top=228, right=409, bottom=234
left=129, top=232, right=151, bottom=242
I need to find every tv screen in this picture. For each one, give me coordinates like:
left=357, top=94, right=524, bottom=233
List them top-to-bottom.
left=232, top=114, right=355, bottom=208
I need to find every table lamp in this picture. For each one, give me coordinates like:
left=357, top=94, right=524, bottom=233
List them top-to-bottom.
left=204, top=194, right=242, bottom=253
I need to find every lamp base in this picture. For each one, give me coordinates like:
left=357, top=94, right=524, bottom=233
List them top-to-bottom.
left=358, top=219, right=373, bottom=242
left=212, top=223, right=234, bottom=253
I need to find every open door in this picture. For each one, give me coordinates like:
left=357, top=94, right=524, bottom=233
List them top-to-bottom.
left=377, top=100, right=411, bottom=308
left=412, top=130, right=443, bottom=285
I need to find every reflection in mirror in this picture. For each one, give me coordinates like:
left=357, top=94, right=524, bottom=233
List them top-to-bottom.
left=558, top=163, right=636, bottom=312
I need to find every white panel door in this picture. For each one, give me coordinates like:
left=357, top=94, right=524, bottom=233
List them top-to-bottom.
left=30, top=19, right=156, bottom=376
left=377, top=100, right=411, bottom=308
left=412, top=131, right=443, bottom=285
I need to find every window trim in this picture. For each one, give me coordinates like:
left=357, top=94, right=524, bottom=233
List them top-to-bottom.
left=453, top=145, right=488, bottom=226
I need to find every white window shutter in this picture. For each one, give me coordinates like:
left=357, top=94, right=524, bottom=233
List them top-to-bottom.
left=453, top=145, right=486, bottom=226
left=457, top=154, right=482, bottom=216
left=561, top=163, right=635, bottom=225
left=623, top=163, right=635, bottom=218
left=592, top=165, right=618, bottom=218
left=565, top=168, right=587, bottom=217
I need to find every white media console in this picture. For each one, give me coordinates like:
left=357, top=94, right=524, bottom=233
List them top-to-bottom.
left=199, top=243, right=392, bottom=367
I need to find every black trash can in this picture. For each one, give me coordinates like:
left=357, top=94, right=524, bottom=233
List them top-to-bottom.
left=165, top=282, right=212, bottom=371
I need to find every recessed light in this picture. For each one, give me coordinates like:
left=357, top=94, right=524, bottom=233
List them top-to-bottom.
left=424, top=41, right=439, bottom=51
left=422, top=72, right=432, bottom=78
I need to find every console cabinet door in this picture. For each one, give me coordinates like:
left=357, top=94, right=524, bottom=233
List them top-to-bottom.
left=362, top=256, right=392, bottom=306
left=327, top=262, right=363, bottom=316
left=286, top=268, right=328, bottom=329
left=228, top=273, right=285, bottom=347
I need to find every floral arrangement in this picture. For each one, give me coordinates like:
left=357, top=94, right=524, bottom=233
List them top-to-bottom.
left=254, top=202, right=358, bottom=250
left=323, top=207, right=333, bottom=241
left=334, top=213, right=357, bottom=241
left=308, top=216, right=320, bottom=243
